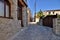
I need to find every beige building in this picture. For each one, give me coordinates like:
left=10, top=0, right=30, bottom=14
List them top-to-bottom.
left=0, top=0, right=28, bottom=40
left=43, top=9, right=60, bottom=16
left=34, top=14, right=40, bottom=22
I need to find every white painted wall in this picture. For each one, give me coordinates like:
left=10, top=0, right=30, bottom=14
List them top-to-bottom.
left=0, top=2, right=4, bottom=16
left=43, top=11, right=60, bottom=16
left=50, top=11, right=60, bottom=15
left=54, top=11, right=60, bottom=15
left=36, top=18, right=39, bottom=22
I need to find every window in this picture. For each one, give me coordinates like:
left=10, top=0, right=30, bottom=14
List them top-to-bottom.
left=0, top=0, right=4, bottom=2
left=4, top=0, right=11, bottom=18
left=18, top=0, right=22, bottom=20
left=0, top=1, right=4, bottom=16
left=17, top=7, right=22, bottom=20
left=49, top=11, right=51, bottom=15
left=53, top=11, right=54, bottom=14
left=56, top=13, right=58, bottom=15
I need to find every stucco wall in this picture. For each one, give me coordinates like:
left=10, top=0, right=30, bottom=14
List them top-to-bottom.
left=43, top=11, right=60, bottom=16
left=0, top=18, right=21, bottom=40
left=36, top=18, right=39, bottom=22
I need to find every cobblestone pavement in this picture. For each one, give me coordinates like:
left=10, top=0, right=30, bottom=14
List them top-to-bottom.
left=13, top=23, right=60, bottom=40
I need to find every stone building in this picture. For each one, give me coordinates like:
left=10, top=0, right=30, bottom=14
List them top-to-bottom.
left=0, top=0, right=28, bottom=40
left=27, top=8, right=32, bottom=22
left=43, top=9, right=60, bottom=16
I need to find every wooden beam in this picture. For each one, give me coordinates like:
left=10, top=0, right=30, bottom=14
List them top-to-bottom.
left=19, top=0, right=27, bottom=7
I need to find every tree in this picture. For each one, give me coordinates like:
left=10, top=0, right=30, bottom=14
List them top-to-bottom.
left=36, top=9, right=44, bottom=18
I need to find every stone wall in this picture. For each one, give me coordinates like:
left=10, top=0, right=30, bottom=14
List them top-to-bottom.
left=0, top=0, right=28, bottom=40
left=0, top=0, right=22, bottom=40
left=9, top=0, right=28, bottom=27
left=10, top=0, right=18, bottom=20
left=22, top=7, right=28, bottom=27
left=0, top=18, right=21, bottom=40
left=53, top=18, right=60, bottom=35
left=38, top=19, right=43, bottom=26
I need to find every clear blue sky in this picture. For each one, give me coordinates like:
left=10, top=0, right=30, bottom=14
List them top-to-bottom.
left=27, top=0, right=60, bottom=17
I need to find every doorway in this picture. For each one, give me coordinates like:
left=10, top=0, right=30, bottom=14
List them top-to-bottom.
left=18, top=0, right=24, bottom=27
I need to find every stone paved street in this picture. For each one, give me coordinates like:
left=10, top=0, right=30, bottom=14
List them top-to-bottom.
left=12, top=22, right=60, bottom=40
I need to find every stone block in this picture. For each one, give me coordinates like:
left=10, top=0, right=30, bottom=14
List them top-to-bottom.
left=0, top=18, right=21, bottom=40
left=53, top=18, right=60, bottom=35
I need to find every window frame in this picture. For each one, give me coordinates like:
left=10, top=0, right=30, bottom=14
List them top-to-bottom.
left=1, top=0, right=12, bottom=19
left=4, top=0, right=11, bottom=18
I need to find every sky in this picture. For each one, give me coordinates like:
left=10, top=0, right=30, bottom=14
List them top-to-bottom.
left=27, top=0, right=60, bottom=17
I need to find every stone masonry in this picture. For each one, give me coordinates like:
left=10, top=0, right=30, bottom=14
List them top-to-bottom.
left=0, top=0, right=28, bottom=40
left=22, top=7, right=28, bottom=27
left=0, top=18, right=21, bottom=40
left=53, top=18, right=60, bottom=35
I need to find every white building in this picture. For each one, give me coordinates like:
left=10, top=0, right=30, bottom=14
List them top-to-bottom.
left=43, top=9, right=60, bottom=16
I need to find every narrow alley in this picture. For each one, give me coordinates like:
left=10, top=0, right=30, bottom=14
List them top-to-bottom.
left=0, top=0, right=60, bottom=40
left=10, top=22, right=60, bottom=40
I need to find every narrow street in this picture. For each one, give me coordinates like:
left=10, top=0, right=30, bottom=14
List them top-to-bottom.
left=11, top=22, right=60, bottom=40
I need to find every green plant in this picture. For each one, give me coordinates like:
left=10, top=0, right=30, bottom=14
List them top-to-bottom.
left=36, top=9, right=44, bottom=18
left=57, top=15, right=60, bottom=18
